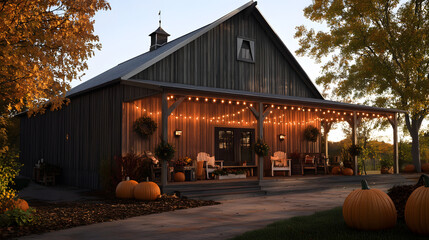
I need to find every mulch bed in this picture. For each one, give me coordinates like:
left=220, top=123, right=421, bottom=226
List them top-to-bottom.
left=387, top=175, right=425, bottom=219
left=0, top=195, right=219, bottom=239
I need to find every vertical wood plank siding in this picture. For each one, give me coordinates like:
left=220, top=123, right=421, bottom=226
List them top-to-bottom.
left=132, top=11, right=318, bottom=99
left=19, top=84, right=125, bottom=189
left=122, top=95, right=320, bottom=162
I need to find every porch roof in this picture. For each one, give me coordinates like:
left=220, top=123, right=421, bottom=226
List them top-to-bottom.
left=123, top=79, right=406, bottom=114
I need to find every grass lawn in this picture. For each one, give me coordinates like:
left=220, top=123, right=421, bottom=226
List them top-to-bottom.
left=231, top=207, right=426, bottom=240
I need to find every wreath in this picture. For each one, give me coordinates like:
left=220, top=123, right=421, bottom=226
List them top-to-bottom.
left=133, top=116, right=157, bottom=138
left=303, top=125, right=320, bottom=142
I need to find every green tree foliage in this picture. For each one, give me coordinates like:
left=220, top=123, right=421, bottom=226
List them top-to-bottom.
left=296, top=0, right=429, bottom=172
left=0, top=149, right=21, bottom=213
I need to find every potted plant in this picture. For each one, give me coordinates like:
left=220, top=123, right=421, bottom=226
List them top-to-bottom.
left=174, top=157, right=193, bottom=172
left=380, top=158, right=394, bottom=174
left=212, top=168, right=246, bottom=180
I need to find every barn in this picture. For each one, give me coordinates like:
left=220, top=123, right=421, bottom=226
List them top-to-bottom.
left=19, top=1, right=403, bottom=189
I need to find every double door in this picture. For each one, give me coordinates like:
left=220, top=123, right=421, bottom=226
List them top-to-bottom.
left=215, top=127, right=255, bottom=166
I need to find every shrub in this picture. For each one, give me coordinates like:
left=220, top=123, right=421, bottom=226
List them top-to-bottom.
left=0, top=149, right=22, bottom=213
left=112, top=151, right=152, bottom=186
left=380, top=158, right=394, bottom=168
left=0, top=208, right=35, bottom=227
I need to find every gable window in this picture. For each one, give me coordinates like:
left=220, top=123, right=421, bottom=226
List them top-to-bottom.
left=237, top=37, right=255, bottom=63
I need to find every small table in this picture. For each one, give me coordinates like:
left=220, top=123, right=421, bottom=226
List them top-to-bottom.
left=183, top=166, right=196, bottom=181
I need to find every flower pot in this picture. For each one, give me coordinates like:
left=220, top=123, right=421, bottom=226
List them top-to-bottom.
left=381, top=167, right=394, bottom=174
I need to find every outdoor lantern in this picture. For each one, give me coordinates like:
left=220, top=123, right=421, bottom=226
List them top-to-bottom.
left=174, top=130, right=182, bottom=137
left=279, top=134, right=285, bottom=141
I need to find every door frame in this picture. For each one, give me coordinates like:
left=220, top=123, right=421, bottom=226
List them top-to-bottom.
left=214, top=127, right=255, bottom=166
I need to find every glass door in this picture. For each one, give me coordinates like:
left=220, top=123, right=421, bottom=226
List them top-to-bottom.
left=215, top=128, right=255, bottom=166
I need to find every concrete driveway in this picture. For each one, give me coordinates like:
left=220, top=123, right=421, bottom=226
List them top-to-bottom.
left=20, top=174, right=417, bottom=240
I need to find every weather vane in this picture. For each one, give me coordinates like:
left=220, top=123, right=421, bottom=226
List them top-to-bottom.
left=159, top=10, right=161, bottom=27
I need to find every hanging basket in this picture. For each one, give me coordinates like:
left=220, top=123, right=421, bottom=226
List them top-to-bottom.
left=133, top=116, right=157, bottom=138
left=303, top=125, right=320, bottom=142
left=254, top=138, right=270, bottom=157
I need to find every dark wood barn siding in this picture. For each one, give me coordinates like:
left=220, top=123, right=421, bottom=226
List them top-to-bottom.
left=132, top=11, right=318, bottom=98
left=20, top=84, right=124, bottom=189
left=122, top=95, right=320, bottom=166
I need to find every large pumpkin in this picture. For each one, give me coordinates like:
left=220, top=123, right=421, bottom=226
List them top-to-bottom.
left=421, top=163, right=429, bottom=173
left=403, top=164, right=416, bottom=173
left=332, top=166, right=341, bottom=175
left=342, top=168, right=353, bottom=176
left=174, top=172, right=186, bottom=182
left=405, top=174, right=429, bottom=235
left=116, top=178, right=138, bottom=199
left=343, top=179, right=397, bottom=230
left=134, top=182, right=161, bottom=201
left=14, top=199, right=29, bottom=211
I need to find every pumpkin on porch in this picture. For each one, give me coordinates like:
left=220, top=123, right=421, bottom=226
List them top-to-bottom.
left=421, top=163, right=429, bottom=173
left=403, top=164, right=416, bottom=173
left=331, top=166, right=341, bottom=175
left=342, top=168, right=353, bottom=176
left=174, top=172, right=186, bottom=182
left=405, top=174, right=429, bottom=235
left=116, top=178, right=138, bottom=199
left=343, top=179, right=397, bottom=230
left=134, top=181, right=161, bottom=201
left=14, top=199, right=29, bottom=211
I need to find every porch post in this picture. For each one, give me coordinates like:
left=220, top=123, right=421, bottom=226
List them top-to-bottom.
left=161, top=92, right=169, bottom=189
left=160, top=93, right=185, bottom=190
left=249, top=102, right=270, bottom=181
left=257, top=102, right=264, bottom=181
left=352, top=111, right=358, bottom=176
left=388, top=113, right=399, bottom=174
left=322, top=121, right=332, bottom=159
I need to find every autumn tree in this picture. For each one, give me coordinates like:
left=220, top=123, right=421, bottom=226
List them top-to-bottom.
left=0, top=0, right=110, bottom=116
left=295, top=0, right=429, bottom=172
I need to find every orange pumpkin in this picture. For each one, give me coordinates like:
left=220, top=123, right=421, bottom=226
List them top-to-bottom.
left=421, top=163, right=429, bottom=173
left=403, top=164, right=416, bottom=173
left=332, top=166, right=341, bottom=175
left=342, top=168, right=353, bottom=176
left=174, top=172, right=186, bottom=182
left=405, top=174, right=429, bottom=235
left=116, top=178, right=138, bottom=199
left=343, top=179, right=397, bottom=230
left=134, top=182, right=161, bottom=201
left=14, top=199, right=29, bottom=211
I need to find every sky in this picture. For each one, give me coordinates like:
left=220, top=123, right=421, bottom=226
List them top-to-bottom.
left=72, top=0, right=421, bottom=143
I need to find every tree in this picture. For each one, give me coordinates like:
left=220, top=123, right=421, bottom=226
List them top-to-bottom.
left=0, top=0, right=110, bottom=115
left=295, top=0, right=429, bottom=172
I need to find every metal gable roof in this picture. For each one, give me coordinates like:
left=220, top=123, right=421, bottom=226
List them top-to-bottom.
left=67, top=1, right=255, bottom=97
left=67, top=1, right=323, bottom=99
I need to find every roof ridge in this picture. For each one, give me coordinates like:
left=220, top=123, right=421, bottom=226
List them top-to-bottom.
left=121, top=1, right=256, bottom=80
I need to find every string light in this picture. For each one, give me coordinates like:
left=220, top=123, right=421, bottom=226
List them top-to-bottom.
left=132, top=96, right=394, bottom=127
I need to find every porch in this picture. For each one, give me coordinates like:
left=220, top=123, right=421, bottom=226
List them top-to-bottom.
left=121, top=80, right=405, bottom=190
left=162, top=174, right=415, bottom=201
